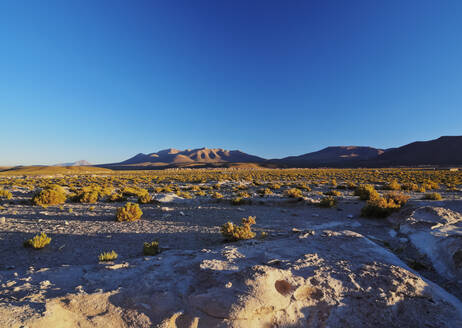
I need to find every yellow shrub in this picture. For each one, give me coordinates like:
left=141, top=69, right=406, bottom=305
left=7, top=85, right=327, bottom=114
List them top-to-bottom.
left=354, top=184, right=379, bottom=201
left=33, top=188, right=66, bottom=207
left=285, top=188, right=303, bottom=198
left=0, top=189, right=12, bottom=200
left=423, top=192, right=442, bottom=200
left=319, top=196, right=337, bottom=208
left=361, top=196, right=401, bottom=218
left=116, top=202, right=143, bottom=222
left=221, top=216, right=256, bottom=242
left=24, top=233, right=51, bottom=249
left=143, top=241, right=160, bottom=255
left=98, top=250, right=118, bottom=261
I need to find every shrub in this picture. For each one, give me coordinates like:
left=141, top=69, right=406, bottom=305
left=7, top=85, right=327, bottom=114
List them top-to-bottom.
left=383, top=180, right=401, bottom=191
left=422, top=180, right=439, bottom=190
left=401, top=183, right=419, bottom=192
left=354, top=184, right=379, bottom=201
left=33, top=188, right=67, bottom=207
left=257, top=188, right=273, bottom=197
left=285, top=188, right=303, bottom=198
left=0, top=189, right=12, bottom=200
left=324, top=189, right=341, bottom=196
left=80, top=190, right=99, bottom=203
left=176, top=191, right=193, bottom=199
left=138, top=192, right=152, bottom=204
left=212, top=192, right=223, bottom=199
left=384, top=192, right=410, bottom=207
left=423, top=192, right=442, bottom=200
left=110, top=193, right=125, bottom=202
left=319, top=196, right=337, bottom=208
left=361, top=196, right=401, bottom=218
left=232, top=197, right=251, bottom=205
left=116, top=202, right=143, bottom=222
left=221, top=216, right=256, bottom=242
left=24, top=233, right=51, bottom=249
left=143, top=241, right=160, bottom=256
left=98, top=250, right=118, bottom=261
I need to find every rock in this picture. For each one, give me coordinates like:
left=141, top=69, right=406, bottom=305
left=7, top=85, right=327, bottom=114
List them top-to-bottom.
left=155, top=193, right=195, bottom=204
left=398, top=206, right=462, bottom=280
left=0, top=217, right=5, bottom=224
left=5, top=231, right=462, bottom=327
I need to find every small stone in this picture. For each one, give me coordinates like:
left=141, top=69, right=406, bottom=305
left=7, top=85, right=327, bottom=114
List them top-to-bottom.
left=179, top=211, right=185, bottom=216
left=312, top=213, right=320, bottom=217
left=347, top=214, right=354, bottom=219
left=0, top=217, right=5, bottom=224
left=64, top=220, right=69, bottom=225
left=291, top=228, right=302, bottom=233
left=399, top=237, right=409, bottom=243
left=225, top=282, right=232, bottom=288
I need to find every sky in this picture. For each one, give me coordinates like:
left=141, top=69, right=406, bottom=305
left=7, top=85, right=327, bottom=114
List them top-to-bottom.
left=1, top=0, right=461, bottom=165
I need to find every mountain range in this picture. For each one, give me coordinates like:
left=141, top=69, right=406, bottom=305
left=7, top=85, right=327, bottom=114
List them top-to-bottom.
left=100, top=136, right=462, bottom=169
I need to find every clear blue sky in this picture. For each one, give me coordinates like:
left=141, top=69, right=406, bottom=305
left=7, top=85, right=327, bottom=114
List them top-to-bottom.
left=1, top=0, right=461, bottom=165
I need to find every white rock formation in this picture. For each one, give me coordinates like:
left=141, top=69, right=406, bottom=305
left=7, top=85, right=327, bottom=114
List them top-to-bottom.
left=1, top=230, right=461, bottom=328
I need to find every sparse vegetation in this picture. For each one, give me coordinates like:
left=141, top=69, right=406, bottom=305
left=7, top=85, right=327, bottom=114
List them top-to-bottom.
left=354, top=184, right=379, bottom=201
left=33, top=186, right=67, bottom=207
left=285, top=188, right=303, bottom=198
left=0, top=189, right=12, bottom=200
left=423, top=192, right=442, bottom=200
left=319, top=196, right=337, bottom=208
left=116, top=202, right=143, bottom=222
left=221, top=216, right=256, bottom=242
left=24, top=233, right=51, bottom=249
left=143, top=241, right=160, bottom=255
left=98, top=250, right=118, bottom=261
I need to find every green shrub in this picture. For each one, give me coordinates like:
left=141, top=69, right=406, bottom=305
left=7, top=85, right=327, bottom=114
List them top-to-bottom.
left=354, top=184, right=379, bottom=201
left=33, top=188, right=67, bottom=207
left=0, top=189, right=12, bottom=200
left=423, top=192, right=442, bottom=200
left=319, top=196, right=337, bottom=208
left=116, top=202, right=143, bottom=222
left=221, top=216, right=256, bottom=242
left=24, top=233, right=51, bottom=249
left=143, top=241, right=160, bottom=256
left=98, top=250, right=118, bottom=261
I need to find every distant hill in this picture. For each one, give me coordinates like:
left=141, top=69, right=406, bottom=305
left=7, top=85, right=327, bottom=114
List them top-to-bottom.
left=94, top=135, right=462, bottom=170
left=372, top=136, right=462, bottom=166
left=273, top=146, right=385, bottom=167
left=107, top=148, right=267, bottom=168
left=54, top=160, right=91, bottom=167
left=0, top=165, right=112, bottom=176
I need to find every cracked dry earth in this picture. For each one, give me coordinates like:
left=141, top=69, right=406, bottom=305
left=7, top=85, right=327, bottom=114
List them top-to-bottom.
left=1, top=192, right=462, bottom=327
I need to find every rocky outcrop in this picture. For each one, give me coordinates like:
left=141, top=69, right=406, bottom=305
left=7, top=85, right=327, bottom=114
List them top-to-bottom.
left=397, top=206, right=462, bottom=281
left=1, top=230, right=461, bottom=327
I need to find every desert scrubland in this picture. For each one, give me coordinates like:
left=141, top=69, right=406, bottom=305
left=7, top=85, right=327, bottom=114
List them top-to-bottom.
left=1, top=167, right=462, bottom=327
